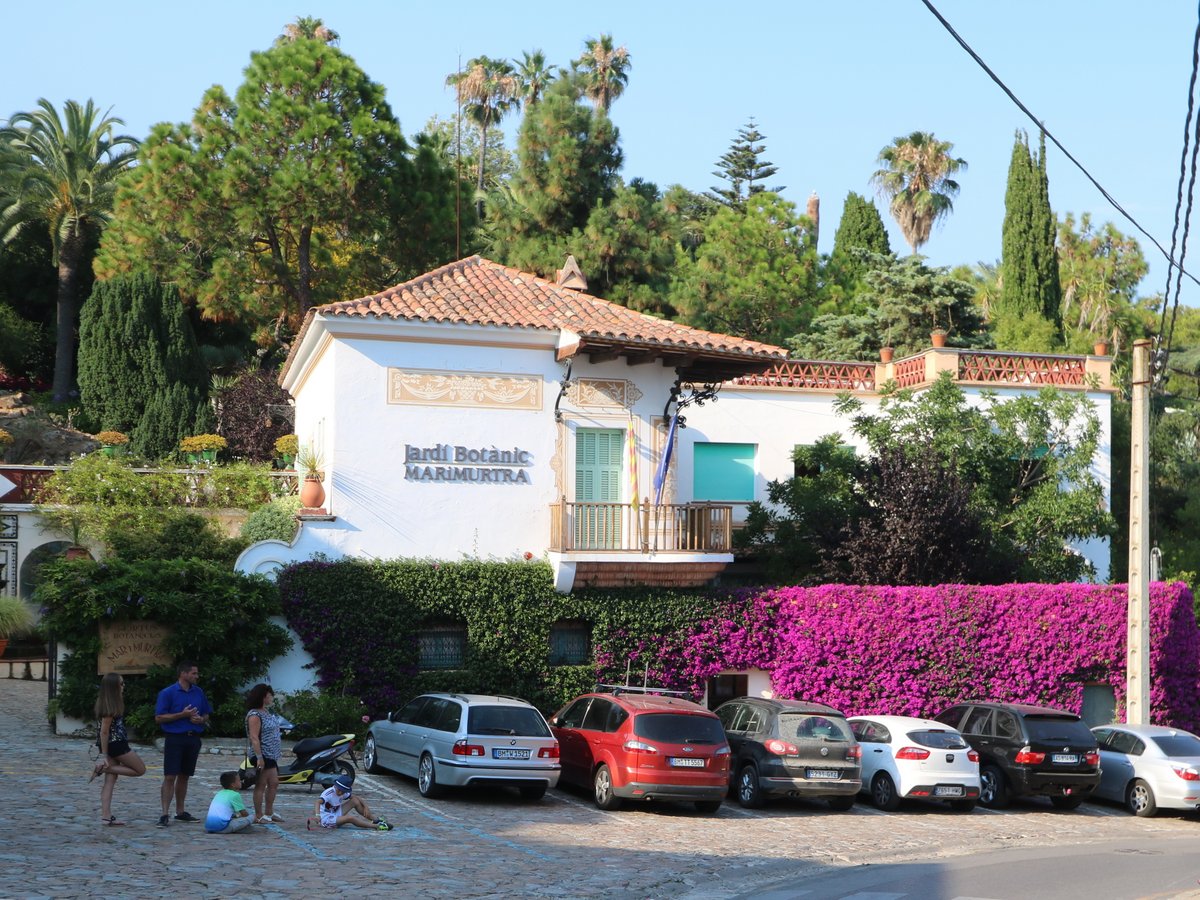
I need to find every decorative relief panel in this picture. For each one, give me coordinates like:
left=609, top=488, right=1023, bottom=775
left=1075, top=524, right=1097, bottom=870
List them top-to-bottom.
left=388, top=368, right=542, bottom=410
left=567, top=379, right=643, bottom=410
left=0, top=515, right=15, bottom=541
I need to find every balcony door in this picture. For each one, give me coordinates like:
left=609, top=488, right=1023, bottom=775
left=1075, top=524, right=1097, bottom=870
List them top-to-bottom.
left=575, top=428, right=623, bottom=549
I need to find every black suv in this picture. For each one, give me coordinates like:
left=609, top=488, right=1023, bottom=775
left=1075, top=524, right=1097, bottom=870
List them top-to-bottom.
left=715, top=697, right=861, bottom=809
left=933, top=702, right=1100, bottom=809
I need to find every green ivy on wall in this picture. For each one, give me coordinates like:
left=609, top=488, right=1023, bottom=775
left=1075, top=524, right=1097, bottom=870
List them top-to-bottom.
left=277, top=559, right=721, bottom=716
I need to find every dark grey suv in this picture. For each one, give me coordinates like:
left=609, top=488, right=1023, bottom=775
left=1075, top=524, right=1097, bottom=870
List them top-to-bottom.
left=715, top=697, right=862, bottom=809
left=933, top=702, right=1100, bottom=810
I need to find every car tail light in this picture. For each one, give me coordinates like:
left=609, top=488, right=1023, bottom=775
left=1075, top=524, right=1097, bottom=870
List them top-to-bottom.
left=765, top=739, right=799, bottom=756
left=452, top=740, right=484, bottom=757
left=623, top=740, right=657, bottom=753
left=847, top=744, right=862, bottom=760
left=538, top=745, right=560, bottom=759
left=715, top=745, right=731, bottom=756
left=895, top=747, right=931, bottom=761
left=1014, top=747, right=1045, bottom=765
left=968, top=750, right=979, bottom=763
left=1084, top=750, right=1099, bottom=767
left=1172, top=764, right=1200, bottom=781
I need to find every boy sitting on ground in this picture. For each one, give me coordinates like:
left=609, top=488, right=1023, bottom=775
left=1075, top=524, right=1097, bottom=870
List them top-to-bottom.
left=205, top=771, right=253, bottom=834
left=309, top=775, right=390, bottom=831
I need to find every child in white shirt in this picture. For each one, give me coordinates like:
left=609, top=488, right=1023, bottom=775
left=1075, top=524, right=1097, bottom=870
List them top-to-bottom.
left=309, top=775, right=390, bottom=830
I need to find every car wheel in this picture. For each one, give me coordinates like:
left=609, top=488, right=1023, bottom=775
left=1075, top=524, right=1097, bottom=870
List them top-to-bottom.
left=363, top=736, right=382, bottom=774
left=417, top=753, right=444, bottom=799
left=593, top=764, right=622, bottom=810
left=736, top=764, right=764, bottom=809
left=979, top=765, right=1010, bottom=810
left=871, top=772, right=902, bottom=812
left=1126, top=779, right=1158, bottom=817
left=519, top=783, right=547, bottom=802
left=827, top=794, right=856, bottom=811
left=1050, top=794, right=1083, bottom=811
left=950, top=799, right=977, bottom=813
left=695, top=800, right=722, bottom=814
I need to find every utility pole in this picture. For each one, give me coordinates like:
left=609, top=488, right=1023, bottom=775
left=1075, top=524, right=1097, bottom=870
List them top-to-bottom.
left=1126, top=339, right=1151, bottom=725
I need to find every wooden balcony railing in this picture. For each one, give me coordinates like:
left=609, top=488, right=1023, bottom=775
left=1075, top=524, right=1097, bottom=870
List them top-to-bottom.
left=550, top=500, right=733, bottom=553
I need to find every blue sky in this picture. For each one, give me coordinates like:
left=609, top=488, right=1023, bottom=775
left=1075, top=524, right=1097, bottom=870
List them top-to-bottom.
left=5, top=1, right=1195, bottom=305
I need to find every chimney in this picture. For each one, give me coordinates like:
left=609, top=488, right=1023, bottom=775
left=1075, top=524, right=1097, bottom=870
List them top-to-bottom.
left=806, top=192, right=820, bottom=245
left=556, top=255, right=588, bottom=292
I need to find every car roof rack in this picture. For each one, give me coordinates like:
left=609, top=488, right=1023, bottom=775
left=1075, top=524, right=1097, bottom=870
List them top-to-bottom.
left=595, top=660, right=691, bottom=697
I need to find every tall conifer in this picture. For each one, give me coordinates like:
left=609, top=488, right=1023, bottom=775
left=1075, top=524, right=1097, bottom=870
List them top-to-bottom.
left=999, top=131, right=1060, bottom=334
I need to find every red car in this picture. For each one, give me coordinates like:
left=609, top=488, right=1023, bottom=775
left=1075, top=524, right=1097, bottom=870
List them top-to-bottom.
left=549, top=689, right=731, bottom=813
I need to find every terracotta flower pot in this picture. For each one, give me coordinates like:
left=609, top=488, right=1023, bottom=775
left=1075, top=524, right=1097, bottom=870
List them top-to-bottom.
left=931, top=330, right=947, bottom=348
left=1093, top=341, right=1109, bottom=356
left=879, top=347, right=894, bottom=363
left=300, top=474, right=325, bottom=509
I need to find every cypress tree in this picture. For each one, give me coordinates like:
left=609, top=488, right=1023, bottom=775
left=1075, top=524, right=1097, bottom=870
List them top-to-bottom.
left=999, top=131, right=1060, bottom=333
left=831, top=192, right=891, bottom=279
left=77, top=272, right=211, bottom=458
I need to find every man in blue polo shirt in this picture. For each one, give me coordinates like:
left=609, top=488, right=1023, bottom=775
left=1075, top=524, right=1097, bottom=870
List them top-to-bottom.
left=155, top=660, right=211, bottom=827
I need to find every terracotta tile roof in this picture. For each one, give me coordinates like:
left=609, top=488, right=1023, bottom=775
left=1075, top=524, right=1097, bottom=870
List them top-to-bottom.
left=298, top=256, right=786, bottom=363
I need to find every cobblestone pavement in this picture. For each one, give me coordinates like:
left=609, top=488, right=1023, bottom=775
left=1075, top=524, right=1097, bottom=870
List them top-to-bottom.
left=4, top=678, right=1198, bottom=899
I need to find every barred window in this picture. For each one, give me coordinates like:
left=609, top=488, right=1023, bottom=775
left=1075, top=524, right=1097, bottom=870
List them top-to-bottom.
left=549, top=619, right=590, bottom=666
left=418, top=623, right=467, bottom=670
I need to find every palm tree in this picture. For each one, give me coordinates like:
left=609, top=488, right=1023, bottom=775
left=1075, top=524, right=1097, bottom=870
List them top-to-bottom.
left=278, top=15, right=339, bottom=45
left=572, top=34, right=631, bottom=114
left=515, top=50, right=555, bottom=107
left=446, top=56, right=521, bottom=220
left=0, top=99, right=138, bottom=400
left=871, top=131, right=966, bottom=254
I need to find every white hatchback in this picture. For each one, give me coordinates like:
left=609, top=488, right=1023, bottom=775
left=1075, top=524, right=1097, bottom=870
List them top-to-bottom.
left=849, top=715, right=981, bottom=811
left=1091, top=723, right=1200, bottom=816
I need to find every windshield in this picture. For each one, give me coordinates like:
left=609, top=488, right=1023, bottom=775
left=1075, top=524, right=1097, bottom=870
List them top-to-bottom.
left=467, top=706, right=551, bottom=737
left=633, top=713, right=725, bottom=744
left=779, top=713, right=853, bottom=743
left=1025, top=716, right=1095, bottom=745
left=908, top=729, right=968, bottom=750
left=1151, top=733, right=1200, bottom=757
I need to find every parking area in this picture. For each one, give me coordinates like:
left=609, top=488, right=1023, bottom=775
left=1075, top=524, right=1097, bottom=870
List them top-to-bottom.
left=6, top=679, right=1197, bottom=899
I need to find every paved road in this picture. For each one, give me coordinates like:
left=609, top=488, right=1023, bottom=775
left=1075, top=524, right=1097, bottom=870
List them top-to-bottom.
left=5, top=678, right=1198, bottom=899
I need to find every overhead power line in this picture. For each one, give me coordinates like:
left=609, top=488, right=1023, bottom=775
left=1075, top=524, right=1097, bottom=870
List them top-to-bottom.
left=920, top=0, right=1200, bottom=299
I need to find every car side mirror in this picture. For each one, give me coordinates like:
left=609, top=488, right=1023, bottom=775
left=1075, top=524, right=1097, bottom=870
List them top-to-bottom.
left=388, top=711, right=397, bottom=723
left=548, top=715, right=558, bottom=727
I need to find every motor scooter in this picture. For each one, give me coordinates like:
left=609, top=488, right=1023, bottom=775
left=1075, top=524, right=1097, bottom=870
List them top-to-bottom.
left=239, top=717, right=357, bottom=790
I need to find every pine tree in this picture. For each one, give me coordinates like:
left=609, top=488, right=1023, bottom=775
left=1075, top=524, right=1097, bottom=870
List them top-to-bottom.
left=708, top=119, right=784, bottom=210
left=998, top=131, right=1061, bottom=336
left=77, top=272, right=211, bottom=458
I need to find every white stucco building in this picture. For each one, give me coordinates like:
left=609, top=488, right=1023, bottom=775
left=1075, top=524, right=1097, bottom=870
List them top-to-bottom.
left=234, top=255, right=1114, bottom=591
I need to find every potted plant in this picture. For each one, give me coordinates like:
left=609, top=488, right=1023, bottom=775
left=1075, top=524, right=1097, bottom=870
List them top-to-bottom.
left=931, top=327, right=948, bottom=349
left=95, top=430, right=129, bottom=457
left=179, top=433, right=227, bottom=464
left=274, top=434, right=299, bottom=469
left=296, top=444, right=326, bottom=509
left=0, top=596, right=35, bottom=658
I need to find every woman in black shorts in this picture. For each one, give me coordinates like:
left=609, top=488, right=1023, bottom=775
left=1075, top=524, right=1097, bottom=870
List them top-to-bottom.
left=93, top=673, right=147, bottom=826
left=246, top=683, right=284, bottom=824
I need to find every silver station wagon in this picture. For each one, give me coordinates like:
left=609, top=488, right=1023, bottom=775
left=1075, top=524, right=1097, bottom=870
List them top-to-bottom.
left=363, top=693, right=561, bottom=800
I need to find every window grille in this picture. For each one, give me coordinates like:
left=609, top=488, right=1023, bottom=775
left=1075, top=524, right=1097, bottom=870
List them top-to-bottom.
left=549, top=620, right=590, bottom=665
left=418, top=624, right=466, bottom=670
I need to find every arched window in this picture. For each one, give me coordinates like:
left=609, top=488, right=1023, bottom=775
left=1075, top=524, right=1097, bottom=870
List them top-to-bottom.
left=549, top=619, right=590, bottom=666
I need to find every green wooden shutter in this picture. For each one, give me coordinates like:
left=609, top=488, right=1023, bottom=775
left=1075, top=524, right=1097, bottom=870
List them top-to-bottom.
left=575, top=428, right=623, bottom=548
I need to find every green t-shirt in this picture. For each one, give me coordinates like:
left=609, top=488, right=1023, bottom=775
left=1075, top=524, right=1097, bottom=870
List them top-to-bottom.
left=205, top=788, right=247, bottom=831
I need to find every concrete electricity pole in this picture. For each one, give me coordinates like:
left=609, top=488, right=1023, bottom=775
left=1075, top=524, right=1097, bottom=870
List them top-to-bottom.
left=1126, top=339, right=1151, bottom=725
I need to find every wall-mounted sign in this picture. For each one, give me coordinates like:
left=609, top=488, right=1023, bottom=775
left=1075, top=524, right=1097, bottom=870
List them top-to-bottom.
left=405, top=443, right=533, bottom=484
left=98, top=621, right=173, bottom=675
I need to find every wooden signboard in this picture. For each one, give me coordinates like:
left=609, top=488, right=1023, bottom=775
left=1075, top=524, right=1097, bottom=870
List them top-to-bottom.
left=98, top=621, right=173, bottom=675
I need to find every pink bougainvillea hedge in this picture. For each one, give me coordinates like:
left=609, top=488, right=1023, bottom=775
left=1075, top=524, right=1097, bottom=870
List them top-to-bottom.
left=647, top=582, right=1200, bottom=731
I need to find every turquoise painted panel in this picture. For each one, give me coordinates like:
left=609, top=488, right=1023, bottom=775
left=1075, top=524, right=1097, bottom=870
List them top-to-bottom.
left=693, top=442, right=756, bottom=501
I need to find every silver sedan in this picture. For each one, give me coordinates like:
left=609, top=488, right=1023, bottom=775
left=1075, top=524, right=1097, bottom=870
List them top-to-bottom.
left=1091, top=724, right=1200, bottom=816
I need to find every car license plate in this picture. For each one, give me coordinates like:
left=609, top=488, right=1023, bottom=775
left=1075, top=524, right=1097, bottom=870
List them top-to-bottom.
left=492, top=748, right=531, bottom=760
left=1052, top=753, right=1078, bottom=764
left=670, top=757, right=705, bottom=768
left=807, top=769, right=840, bottom=780
left=934, top=785, right=964, bottom=797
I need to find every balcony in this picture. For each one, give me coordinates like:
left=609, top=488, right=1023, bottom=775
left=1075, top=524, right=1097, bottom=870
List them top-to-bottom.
left=549, top=500, right=732, bottom=553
